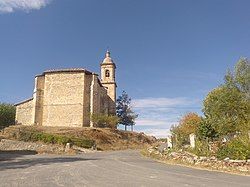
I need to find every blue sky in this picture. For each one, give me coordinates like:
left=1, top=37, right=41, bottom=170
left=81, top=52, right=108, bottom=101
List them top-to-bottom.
left=0, top=0, right=249, bottom=138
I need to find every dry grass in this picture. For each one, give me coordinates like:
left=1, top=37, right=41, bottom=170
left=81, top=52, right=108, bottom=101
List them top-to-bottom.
left=1, top=125, right=156, bottom=151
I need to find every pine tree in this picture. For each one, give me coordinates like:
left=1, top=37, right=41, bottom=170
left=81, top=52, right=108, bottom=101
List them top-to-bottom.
left=116, top=91, right=138, bottom=131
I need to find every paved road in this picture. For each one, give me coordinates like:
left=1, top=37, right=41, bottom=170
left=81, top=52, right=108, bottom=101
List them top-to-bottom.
left=0, top=150, right=249, bottom=187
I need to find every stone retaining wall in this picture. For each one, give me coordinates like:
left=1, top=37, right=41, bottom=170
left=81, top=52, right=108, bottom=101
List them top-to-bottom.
left=147, top=147, right=250, bottom=175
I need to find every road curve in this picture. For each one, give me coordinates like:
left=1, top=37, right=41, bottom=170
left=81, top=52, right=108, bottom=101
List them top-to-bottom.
left=0, top=150, right=249, bottom=187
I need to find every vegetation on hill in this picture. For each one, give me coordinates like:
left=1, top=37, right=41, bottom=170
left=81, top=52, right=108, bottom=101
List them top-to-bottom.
left=170, top=58, right=250, bottom=160
left=0, top=103, right=15, bottom=130
left=91, top=114, right=120, bottom=129
left=1, top=125, right=156, bottom=151
left=17, top=129, right=95, bottom=149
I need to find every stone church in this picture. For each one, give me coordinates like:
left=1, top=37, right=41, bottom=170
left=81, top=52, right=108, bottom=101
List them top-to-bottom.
left=15, top=51, right=117, bottom=127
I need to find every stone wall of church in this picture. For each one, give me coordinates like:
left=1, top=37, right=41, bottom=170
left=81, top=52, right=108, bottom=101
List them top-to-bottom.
left=15, top=66, right=116, bottom=128
left=42, top=72, right=85, bottom=127
left=82, top=73, right=92, bottom=126
left=88, top=74, right=113, bottom=127
left=89, top=74, right=102, bottom=127
left=33, top=75, right=45, bottom=126
left=91, top=75, right=101, bottom=114
left=101, top=84, right=116, bottom=115
left=107, top=84, right=116, bottom=114
left=100, top=86, right=109, bottom=114
left=15, top=99, right=34, bottom=126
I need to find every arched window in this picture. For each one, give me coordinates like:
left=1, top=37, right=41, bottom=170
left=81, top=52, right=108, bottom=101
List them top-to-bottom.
left=105, top=69, right=110, bottom=77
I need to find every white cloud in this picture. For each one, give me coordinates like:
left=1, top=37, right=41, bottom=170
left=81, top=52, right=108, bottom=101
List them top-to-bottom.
left=0, top=0, right=51, bottom=13
left=132, top=97, right=202, bottom=138
left=133, top=97, right=197, bottom=108
left=135, top=119, right=177, bottom=138
left=136, top=119, right=177, bottom=127
left=142, top=128, right=171, bottom=139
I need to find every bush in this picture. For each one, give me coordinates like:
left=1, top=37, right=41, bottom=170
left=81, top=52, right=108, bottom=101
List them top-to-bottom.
left=0, top=103, right=16, bottom=129
left=91, top=114, right=120, bottom=129
left=196, top=119, right=218, bottom=141
left=18, top=130, right=95, bottom=149
left=57, top=136, right=71, bottom=145
left=217, top=136, right=250, bottom=160
left=70, top=137, right=94, bottom=148
left=192, top=139, right=211, bottom=156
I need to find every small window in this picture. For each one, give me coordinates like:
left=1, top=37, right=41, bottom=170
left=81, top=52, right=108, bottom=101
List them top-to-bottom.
left=105, top=70, right=110, bottom=77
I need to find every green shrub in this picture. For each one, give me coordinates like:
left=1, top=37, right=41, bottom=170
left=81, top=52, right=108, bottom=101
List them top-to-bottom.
left=0, top=103, right=16, bottom=129
left=91, top=114, right=120, bottom=129
left=196, top=119, right=218, bottom=141
left=18, top=130, right=95, bottom=149
left=18, top=131, right=30, bottom=141
left=43, top=134, right=55, bottom=143
left=56, top=136, right=71, bottom=145
left=217, top=136, right=250, bottom=160
left=70, top=137, right=94, bottom=148
left=186, top=139, right=211, bottom=156
left=193, top=139, right=211, bottom=156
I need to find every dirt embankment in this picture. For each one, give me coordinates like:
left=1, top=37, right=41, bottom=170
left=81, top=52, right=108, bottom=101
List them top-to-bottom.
left=0, top=125, right=156, bottom=151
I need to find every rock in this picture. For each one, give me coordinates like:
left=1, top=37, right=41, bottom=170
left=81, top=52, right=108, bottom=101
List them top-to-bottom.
left=189, top=133, right=196, bottom=148
left=166, top=136, right=173, bottom=148
left=65, top=143, right=71, bottom=152
left=157, top=143, right=168, bottom=153
left=91, top=144, right=97, bottom=150
left=72, top=145, right=97, bottom=153
left=147, top=148, right=155, bottom=154
left=154, top=151, right=160, bottom=155
left=169, top=152, right=179, bottom=158
left=193, top=156, right=198, bottom=162
left=199, top=156, right=208, bottom=161
left=210, top=156, right=217, bottom=160
left=185, top=157, right=195, bottom=164
left=228, top=160, right=246, bottom=163
left=238, top=166, right=249, bottom=172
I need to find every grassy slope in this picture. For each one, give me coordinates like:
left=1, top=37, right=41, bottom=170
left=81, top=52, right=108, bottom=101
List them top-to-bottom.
left=1, top=125, right=156, bottom=151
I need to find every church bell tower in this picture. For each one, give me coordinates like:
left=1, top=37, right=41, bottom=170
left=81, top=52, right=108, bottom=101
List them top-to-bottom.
left=101, top=50, right=117, bottom=103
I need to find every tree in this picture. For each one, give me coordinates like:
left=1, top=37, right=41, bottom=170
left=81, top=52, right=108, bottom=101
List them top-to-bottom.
left=225, top=58, right=250, bottom=97
left=203, top=59, right=250, bottom=137
left=203, top=86, right=249, bottom=136
left=116, top=91, right=138, bottom=131
left=0, top=103, right=16, bottom=130
left=171, top=112, right=202, bottom=147
left=196, top=118, right=218, bottom=141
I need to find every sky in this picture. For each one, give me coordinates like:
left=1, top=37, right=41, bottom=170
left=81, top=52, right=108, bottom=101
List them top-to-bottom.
left=0, top=0, right=250, bottom=138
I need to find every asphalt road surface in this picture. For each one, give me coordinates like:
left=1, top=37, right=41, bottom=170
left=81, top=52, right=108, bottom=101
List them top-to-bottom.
left=0, top=150, right=249, bottom=187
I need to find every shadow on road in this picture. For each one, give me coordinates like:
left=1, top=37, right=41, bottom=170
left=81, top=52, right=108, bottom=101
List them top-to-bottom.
left=0, top=150, right=38, bottom=161
left=0, top=151, right=97, bottom=171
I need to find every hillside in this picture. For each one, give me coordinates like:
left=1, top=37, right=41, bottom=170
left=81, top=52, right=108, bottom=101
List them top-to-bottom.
left=0, top=125, right=156, bottom=151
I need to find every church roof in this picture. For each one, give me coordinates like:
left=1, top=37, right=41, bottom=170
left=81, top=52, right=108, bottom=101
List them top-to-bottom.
left=34, top=68, right=103, bottom=87
left=35, top=68, right=94, bottom=77
left=44, top=68, right=93, bottom=74
left=14, top=97, right=33, bottom=106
